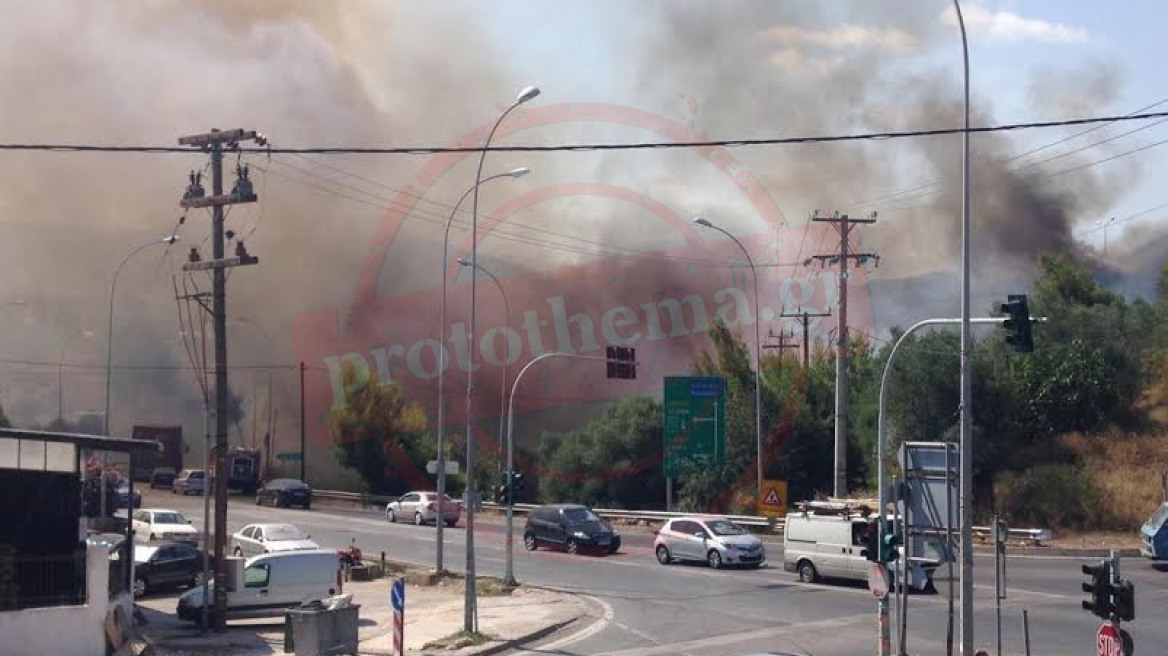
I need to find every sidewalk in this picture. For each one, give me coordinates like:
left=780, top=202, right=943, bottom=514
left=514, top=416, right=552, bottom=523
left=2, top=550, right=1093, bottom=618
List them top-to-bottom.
left=137, top=574, right=587, bottom=656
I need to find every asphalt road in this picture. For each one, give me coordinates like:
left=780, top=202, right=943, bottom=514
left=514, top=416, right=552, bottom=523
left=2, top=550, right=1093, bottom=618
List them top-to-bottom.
left=140, top=489, right=1168, bottom=656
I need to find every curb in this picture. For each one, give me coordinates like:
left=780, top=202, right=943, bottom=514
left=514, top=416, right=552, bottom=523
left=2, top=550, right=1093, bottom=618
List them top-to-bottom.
left=425, top=615, right=585, bottom=656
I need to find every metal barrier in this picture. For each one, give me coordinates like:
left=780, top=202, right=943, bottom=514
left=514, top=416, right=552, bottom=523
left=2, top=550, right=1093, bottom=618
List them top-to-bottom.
left=311, top=490, right=1051, bottom=545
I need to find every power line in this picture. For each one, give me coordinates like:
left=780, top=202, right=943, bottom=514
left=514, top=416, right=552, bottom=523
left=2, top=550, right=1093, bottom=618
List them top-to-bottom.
left=849, top=97, right=1168, bottom=210
left=1, top=110, right=1168, bottom=155
left=254, top=161, right=805, bottom=270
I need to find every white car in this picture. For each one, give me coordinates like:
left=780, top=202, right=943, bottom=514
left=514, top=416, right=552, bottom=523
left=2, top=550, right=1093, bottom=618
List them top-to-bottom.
left=385, top=491, right=461, bottom=526
left=132, top=509, right=200, bottom=543
left=653, top=517, right=765, bottom=569
left=231, top=523, right=319, bottom=558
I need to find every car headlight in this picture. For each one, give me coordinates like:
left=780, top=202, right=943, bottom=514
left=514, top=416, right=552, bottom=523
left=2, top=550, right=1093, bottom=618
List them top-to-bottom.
left=573, top=531, right=588, bottom=539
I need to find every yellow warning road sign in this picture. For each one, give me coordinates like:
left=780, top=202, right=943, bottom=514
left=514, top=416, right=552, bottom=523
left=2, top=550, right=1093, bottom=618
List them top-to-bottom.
left=757, top=479, right=788, bottom=517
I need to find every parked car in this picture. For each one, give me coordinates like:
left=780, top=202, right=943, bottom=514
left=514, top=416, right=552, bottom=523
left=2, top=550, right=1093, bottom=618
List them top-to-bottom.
left=149, top=467, right=178, bottom=490
left=172, top=469, right=208, bottom=495
left=255, top=478, right=313, bottom=509
left=116, top=479, right=142, bottom=509
left=384, top=491, right=461, bottom=527
left=1141, top=502, right=1168, bottom=559
left=523, top=504, right=620, bottom=554
left=132, top=508, right=200, bottom=543
left=783, top=509, right=934, bottom=590
left=653, top=517, right=765, bottom=569
left=231, top=523, right=318, bottom=558
left=132, top=542, right=212, bottom=597
left=177, top=550, right=340, bottom=623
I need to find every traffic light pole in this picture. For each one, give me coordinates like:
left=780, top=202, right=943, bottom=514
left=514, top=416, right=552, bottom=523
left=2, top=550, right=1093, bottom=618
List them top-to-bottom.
left=877, top=316, right=1004, bottom=656
left=504, top=350, right=633, bottom=586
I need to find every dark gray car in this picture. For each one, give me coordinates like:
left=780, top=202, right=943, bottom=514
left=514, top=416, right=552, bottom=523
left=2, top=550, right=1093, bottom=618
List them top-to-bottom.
left=523, top=504, right=620, bottom=555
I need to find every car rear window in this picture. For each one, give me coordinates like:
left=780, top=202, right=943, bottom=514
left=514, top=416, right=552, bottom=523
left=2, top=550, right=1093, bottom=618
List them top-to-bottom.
left=265, top=525, right=306, bottom=541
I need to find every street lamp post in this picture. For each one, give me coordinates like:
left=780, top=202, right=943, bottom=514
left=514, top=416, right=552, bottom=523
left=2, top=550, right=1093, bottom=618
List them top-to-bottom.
left=952, top=2, right=975, bottom=654
left=464, top=84, right=539, bottom=633
left=436, top=168, right=528, bottom=576
left=693, top=217, right=763, bottom=499
left=105, top=235, right=180, bottom=435
left=457, top=258, right=513, bottom=584
left=878, top=317, right=1006, bottom=656
left=504, top=350, right=630, bottom=586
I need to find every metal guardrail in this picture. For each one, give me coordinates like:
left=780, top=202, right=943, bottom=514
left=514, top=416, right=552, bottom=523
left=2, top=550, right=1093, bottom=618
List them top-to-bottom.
left=312, top=490, right=1051, bottom=545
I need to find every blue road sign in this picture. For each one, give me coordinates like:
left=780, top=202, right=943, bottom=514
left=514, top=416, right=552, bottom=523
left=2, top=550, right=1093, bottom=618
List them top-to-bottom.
left=391, top=578, right=405, bottom=613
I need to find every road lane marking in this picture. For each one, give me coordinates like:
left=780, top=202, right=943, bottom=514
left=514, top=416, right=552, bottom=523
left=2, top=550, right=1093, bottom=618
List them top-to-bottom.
left=516, top=594, right=614, bottom=655
left=596, top=610, right=872, bottom=656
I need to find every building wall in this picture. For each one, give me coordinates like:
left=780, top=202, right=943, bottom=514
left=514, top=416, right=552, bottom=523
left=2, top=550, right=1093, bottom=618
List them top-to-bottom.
left=0, top=545, right=109, bottom=656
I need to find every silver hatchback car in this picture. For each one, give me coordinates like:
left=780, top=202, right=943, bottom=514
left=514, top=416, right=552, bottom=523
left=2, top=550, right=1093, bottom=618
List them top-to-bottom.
left=385, top=491, right=461, bottom=527
left=654, top=517, right=766, bottom=569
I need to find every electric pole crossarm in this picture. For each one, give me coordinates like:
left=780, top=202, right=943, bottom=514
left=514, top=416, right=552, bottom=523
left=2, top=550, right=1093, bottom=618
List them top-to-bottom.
left=180, top=193, right=257, bottom=209
left=181, top=256, right=260, bottom=271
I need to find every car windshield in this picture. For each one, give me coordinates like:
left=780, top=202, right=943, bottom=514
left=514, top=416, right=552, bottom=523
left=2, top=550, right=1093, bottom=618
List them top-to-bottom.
left=562, top=508, right=600, bottom=523
left=153, top=512, right=187, bottom=524
left=707, top=520, right=747, bottom=536
left=264, top=525, right=305, bottom=541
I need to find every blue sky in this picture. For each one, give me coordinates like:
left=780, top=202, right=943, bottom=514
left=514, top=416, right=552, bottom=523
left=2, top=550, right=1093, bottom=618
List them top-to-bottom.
left=471, top=1, right=1168, bottom=257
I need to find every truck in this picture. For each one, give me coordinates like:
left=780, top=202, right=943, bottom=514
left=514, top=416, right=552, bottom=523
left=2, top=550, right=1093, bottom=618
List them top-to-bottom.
left=130, top=424, right=184, bottom=481
left=209, top=446, right=262, bottom=495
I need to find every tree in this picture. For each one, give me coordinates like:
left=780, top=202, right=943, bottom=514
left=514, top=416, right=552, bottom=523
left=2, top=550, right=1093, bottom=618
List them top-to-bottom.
left=328, top=361, right=431, bottom=495
left=538, top=396, right=664, bottom=509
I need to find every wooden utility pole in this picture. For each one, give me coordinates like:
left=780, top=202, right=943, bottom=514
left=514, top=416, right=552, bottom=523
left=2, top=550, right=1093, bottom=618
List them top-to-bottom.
left=179, top=128, right=262, bottom=631
left=806, top=211, right=878, bottom=498
left=781, top=309, right=832, bottom=369
left=762, top=329, right=800, bottom=358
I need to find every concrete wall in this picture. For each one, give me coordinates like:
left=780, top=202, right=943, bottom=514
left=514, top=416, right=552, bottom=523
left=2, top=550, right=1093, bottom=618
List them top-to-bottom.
left=0, top=545, right=109, bottom=656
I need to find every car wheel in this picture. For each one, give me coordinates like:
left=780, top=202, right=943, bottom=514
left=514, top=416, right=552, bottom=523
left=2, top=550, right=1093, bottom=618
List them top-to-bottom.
left=172, top=487, right=177, bottom=494
left=255, top=495, right=262, bottom=505
left=303, top=502, right=311, bottom=510
left=386, top=507, right=396, bottom=523
left=413, top=512, right=424, bottom=526
left=524, top=534, right=538, bottom=551
left=567, top=539, right=579, bottom=555
left=655, top=545, right=671, bottom=565
left=233, top=546, right=243, bottom=557
left=707, top=550, right=723, bottom=569
left=797, top=560, right=818, bottom=583
left=132, top=577, right=147, bottom=598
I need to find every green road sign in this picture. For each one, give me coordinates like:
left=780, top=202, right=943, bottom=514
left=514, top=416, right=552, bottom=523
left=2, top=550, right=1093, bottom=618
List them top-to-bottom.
left=663, top=376, right=726, bottom=477
left=276, top=452, right=302, bottom=463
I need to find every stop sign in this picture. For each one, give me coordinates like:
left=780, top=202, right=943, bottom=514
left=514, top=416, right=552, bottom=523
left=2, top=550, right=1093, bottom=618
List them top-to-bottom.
left=1097, top=623, right=1122, bottom=656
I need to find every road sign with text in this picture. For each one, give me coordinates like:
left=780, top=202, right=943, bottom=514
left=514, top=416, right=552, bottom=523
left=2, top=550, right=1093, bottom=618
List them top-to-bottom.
left=664, top=377, right=725, bottom=478
left=1096, top=623, right=1121, bottom=656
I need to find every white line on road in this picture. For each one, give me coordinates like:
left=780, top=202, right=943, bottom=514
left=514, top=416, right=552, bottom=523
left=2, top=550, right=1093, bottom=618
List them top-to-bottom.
left=517, top=594, right=615, bottom=655
left=595, top=610, right=872, bottom=656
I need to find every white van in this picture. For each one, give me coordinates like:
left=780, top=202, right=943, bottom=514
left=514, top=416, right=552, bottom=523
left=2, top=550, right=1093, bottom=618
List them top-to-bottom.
left=783, top=511, right=934, bottom=591
left=176, top=549, right=340, bottom=622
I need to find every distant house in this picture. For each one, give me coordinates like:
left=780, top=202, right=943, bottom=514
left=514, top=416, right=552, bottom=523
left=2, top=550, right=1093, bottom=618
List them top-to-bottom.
left=0, top=428, right=158, bottom=656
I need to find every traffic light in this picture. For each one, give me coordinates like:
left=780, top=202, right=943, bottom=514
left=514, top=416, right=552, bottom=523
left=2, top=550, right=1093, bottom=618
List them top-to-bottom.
left=999, top=294, right=1034, bottom=353
left=606, top=346, right=636, bottom=379
left=510, top=471, right=525, bottom=500
left=493, top=484, right=508, bottom=505
left=881, top=533, right=902, bottom=564
left=1082, top=560, right=1114, bottom=619
left=1113, top=578, right=1135, bottom=622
